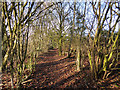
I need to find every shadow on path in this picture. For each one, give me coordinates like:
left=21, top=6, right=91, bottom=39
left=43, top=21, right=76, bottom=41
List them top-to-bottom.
left=24, top=49, right=95, bottom=88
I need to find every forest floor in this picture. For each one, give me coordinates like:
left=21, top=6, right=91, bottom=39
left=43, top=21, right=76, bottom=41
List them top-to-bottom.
left=1, top=49, right=120, bottom=89
left=23, top=49, right=97, bottom=89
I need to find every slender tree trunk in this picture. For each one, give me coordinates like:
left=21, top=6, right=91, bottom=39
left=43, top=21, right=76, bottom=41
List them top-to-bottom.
left=68, top=2, right=76, bottom=58
left=0, top=3, right=2, bottom=89
left=59, top=14, right=62, bottom=56
left=58, top=36, right=62, bottom=56
left=62, top=40, right=65, bottom=56
left=92, top=44, right=97, bottom=80
left=76, top=46, right=80, bottom=71
left=80, top=50, right=84, bottom=71
left=88, top=50, right=93, bottom=73
left=10, top=58, right=14, bottom=88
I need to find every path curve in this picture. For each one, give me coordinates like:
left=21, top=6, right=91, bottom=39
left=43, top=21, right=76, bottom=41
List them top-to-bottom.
left=24, top=49, right=95, bottom=88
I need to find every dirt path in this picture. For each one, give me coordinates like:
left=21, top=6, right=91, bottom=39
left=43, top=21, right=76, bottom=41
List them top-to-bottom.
left=23, top=49, right=96, bottom=88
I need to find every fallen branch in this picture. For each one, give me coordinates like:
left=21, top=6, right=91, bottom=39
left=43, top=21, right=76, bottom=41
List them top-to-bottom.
left=22, top=79, right=32, bottom=84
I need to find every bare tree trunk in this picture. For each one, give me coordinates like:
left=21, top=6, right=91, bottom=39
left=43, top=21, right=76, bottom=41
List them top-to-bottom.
left=68, top=2, right=76, bottom=58
left=0, top=3, right=2, bottom=90
left=58, top=11, right=62, bottom=56
left=58, top=36, right=62, bottom=56
left=92, top=44, right=97, bottom=80
left=76, top=46, right=80, bottom=71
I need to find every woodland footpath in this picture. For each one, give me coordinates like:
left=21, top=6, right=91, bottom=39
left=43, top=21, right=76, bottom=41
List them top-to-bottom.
left=0, top=1, right=120, bottom=89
